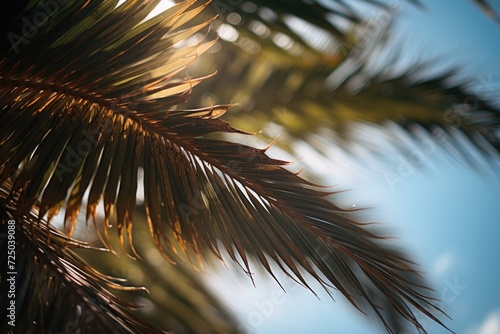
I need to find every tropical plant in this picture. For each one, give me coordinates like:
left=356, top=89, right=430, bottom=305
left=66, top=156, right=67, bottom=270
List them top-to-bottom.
left=0, top=0, right=498, bottom=333
left=182, top=0, right=500, bottom=165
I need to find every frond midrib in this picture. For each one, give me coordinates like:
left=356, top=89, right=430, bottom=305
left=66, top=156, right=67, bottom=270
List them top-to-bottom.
left=0, top=75, right=287, bottom=211
left=0, top=76, right=133, bottom=117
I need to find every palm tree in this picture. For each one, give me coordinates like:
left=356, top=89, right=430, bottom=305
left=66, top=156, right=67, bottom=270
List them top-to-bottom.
left=0, top=0, right=498, bottom=333
left=182, top=0, right=500, bottom=165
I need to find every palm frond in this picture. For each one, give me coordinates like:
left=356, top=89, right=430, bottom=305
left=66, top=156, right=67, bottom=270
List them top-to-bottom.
left=0, top=0, right=453, bottom=333
left=178, top=0, right=500, bottom=168
left=255, top=61, right=500, bottom=167
left=321, top=64, right=500, bottom=164
left=0, top=189, right=165, bottom=334
left=75, top=212, right=243, bottom=334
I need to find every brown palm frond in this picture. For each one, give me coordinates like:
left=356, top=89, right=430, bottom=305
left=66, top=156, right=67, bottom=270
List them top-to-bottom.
left=0, top=1, right=453, bottom=333
left=0, top=189, right=166, bottom=334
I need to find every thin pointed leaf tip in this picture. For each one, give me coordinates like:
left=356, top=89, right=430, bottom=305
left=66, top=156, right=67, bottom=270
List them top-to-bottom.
left=0, top=0, right=453, bottom=333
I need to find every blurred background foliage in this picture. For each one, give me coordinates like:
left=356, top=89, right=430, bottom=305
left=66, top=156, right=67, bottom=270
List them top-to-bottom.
left=78, top=0, right=498, bottom=332
left=179, top=0, right=500, bottom=169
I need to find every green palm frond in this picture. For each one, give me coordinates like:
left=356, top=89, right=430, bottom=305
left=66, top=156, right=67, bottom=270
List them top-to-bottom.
left=0, top=0, right=468, bottom=333
left=179, top=0, right=500, bottom=167
left=254, top=61, right=500, bottom=167
left=315, top=65, right=500, bottom=163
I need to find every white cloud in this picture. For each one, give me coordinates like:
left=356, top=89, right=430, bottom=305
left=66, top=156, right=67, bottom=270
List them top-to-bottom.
left=433, top=251, right=454, bottom=276
left=471, top=309, right=500, bottom=334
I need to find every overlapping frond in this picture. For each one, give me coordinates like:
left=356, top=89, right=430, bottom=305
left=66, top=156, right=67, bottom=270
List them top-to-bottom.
left=0, top=0, right=454, bottom=333
left=180, top=0, right=500, bottom=167
left=182, top=0, right=423, bottom=66
left=473, top=0, right=500, bottom=23
left=248, top=60, right=500, bottom=167
left=317, top=65, right=500, bottom=165
left=1, top=184, right=242, bottom=334
left=0, top=188, right=165, bottom=334
left=75, top=210, right=243, bottom=334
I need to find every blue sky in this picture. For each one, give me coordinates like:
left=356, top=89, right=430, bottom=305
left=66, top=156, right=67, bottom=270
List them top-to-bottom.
left=204, top=1, right=500, bottom=334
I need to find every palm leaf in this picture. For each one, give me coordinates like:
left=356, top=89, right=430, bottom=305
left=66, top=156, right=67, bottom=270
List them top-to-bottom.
left=1, top=0, right=453, bottom=333
left=180, top=0, right=500, bottom=168
left=1, top=178, right=241, bottom=334
left=0, top=187, right=165, bottom=333
left=74, top=210, right=243, bottom=334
